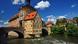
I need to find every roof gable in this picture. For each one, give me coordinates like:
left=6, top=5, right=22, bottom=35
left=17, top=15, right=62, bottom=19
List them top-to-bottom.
left=9, top=5, right=37, bottom=22
left=24, top=12, right=37, bottom=20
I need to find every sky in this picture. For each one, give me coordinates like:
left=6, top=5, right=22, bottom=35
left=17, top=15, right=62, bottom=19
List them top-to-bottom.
left=0, top=0, right=78, bottom=26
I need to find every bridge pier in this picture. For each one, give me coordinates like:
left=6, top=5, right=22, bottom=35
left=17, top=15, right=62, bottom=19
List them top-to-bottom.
left=0, top=30, right=7, bottom=44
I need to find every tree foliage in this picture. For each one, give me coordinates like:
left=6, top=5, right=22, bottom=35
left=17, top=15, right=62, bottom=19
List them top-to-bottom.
left=73, top=17, right=78, bottom=25
left=56, top=18, right=67, bottom=26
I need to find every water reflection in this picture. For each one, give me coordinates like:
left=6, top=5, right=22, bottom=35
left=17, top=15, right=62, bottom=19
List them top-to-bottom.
left=0, top=30, right=78, bottom=44
left=7, top=35, right=78, bottom=44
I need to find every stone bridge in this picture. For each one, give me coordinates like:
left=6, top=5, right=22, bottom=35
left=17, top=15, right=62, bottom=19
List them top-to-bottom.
left=0, top=27, right=24, bottom=38
left=0, top=27, right=48, bottom=38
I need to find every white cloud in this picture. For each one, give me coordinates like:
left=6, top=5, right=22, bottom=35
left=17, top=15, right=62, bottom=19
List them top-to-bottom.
left=12, top=0, right=25, bottom=5
left=12, top=0, right=19, bottom=4
left=21, top=0, right=25, bottom=4
left=34, top=1, right=50, bottom=9
left=71, top=4, right=76, bottom=8
left=46, top=15, right=56, bottom=24
left=46, top=15, right=67, bottom=24
left=57, top=16, right=66, bottom=19
left=41, top=18, right=44, bottom=21
left=0, top=20, right=9, bottom=27
left=0, top=20, right=8, bottom=24
left=4, top=21, right=9, bottom=25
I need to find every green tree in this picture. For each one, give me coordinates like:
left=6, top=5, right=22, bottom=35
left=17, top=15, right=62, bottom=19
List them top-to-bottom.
left=73, top=17, right=78, bottom=26
left=56, top=18, right=67, bottom=27
left=66, top=23, right=78, bottom=36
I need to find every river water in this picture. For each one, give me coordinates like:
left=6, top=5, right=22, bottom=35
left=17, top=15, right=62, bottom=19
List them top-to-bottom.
left=1, top=28, right=78, bottom=44
left=7, top=35, right=78, bottom=44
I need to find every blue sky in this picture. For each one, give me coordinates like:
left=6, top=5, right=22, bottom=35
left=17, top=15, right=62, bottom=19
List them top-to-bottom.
left=0, top=0, right=78, bottom=26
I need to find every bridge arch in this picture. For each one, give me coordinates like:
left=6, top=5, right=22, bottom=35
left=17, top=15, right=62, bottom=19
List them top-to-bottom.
left=42, top=28, right=48, bottom=37
left=8, top=31, right=24, bottom=38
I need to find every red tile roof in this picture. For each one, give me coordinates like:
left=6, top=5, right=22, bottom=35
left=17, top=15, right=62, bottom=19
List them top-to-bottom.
left=24, top=12, right=37, bottom=20
left=46, top=21, right=53, bottom=25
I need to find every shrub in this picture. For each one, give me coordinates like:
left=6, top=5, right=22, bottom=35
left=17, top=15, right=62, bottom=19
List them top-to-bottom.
left=65, top=23, right=78, bottom=36
left=51, top=26, right=65, bottom=34
left=66, top=29, right=78, bottom=36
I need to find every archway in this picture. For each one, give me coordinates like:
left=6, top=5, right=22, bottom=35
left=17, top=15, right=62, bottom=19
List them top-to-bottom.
left=42, top=28, right=48, bottom=37
left=8, top=31, right=24, bottom=38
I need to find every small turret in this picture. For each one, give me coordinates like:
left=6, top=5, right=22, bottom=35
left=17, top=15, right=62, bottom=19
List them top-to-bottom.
left=46, top=16, right=53, bottom=35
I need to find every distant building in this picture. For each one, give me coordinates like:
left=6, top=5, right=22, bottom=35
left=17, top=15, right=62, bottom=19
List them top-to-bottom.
left=46, top=17, right=53, bottom=35
left=67, top=19, right=74, bottom=23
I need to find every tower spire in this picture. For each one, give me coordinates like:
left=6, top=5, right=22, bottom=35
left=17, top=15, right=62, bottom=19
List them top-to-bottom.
left=26, top=0, right=30, bottom=5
